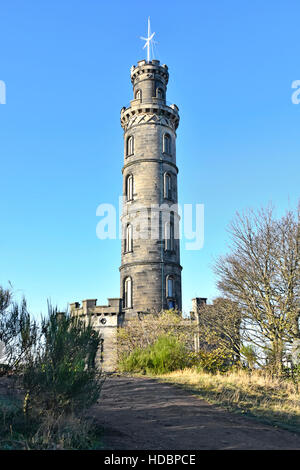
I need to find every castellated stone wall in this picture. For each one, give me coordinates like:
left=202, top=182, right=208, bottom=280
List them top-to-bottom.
left=70, top=298, right=123, bottom=372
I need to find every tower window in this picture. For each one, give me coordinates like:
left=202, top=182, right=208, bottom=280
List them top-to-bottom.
left=157, top=88, right=164, bottom=99
left=135, top=89, right=142, bottom=100
left=163, top=133, right=171, bottom=154
left=126, top=136, right=134, bottom=156
left=164, top=172, right=172, bottom=199
left=126, top=174, right=134, bottom=201
left=164, top=221, right=174, bottom=251
left=125, top=223, right=133, bottom=253
left=166, top=275, right=175, bottom=298
left=124, top=277, right=132, bottom=308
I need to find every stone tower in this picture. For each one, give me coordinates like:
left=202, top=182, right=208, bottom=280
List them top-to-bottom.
left=120, top=59, right=182, bottom=317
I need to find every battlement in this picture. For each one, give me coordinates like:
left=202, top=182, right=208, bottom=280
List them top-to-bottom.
left=130, top=59, right=169, bottom=107
left=130, top=60, right=168, bottom=84
left=120, top=101, right=179, bottom=131
left=70, top=297, right=122, bottom=317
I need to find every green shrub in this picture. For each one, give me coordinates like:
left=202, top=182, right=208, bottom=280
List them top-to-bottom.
left=0, top=293, right=104, bottom=449
left=22, top=307, right=102, bottom=416
left=119, top=335, right=189, bottom=374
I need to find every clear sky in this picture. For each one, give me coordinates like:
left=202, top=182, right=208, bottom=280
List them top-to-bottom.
left=0, top=0, right=299, bottom=317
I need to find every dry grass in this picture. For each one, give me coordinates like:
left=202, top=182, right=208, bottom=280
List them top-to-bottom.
left=155, top=368, right=300, bottom=432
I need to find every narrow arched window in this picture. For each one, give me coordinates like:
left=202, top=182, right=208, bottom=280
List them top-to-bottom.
left=157, top=88, right=164, bottom=99
left=135, top=89, right=142, bottom=100
left=163, top=134, right=171, bottom=154
left=126, top=136, right=134, bottom=156
left=164, top=172, right=172, bottom=199
left=126, top=174, right=133, bottom=201
left=164, top=221, right=174, bottom=251
left=125, top=223, right=133, bottom=253
left=166, top=275, right=175, bottom=298
left=124, top=277, right=132, bottom=308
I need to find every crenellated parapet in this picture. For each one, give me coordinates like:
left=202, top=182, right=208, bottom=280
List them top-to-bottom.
left=130, top=59, right=169, bottom=100
left=130, top=59, right=168, bottom=81
left=120, top=105, right=179, bottom=132
left=70, top=297, right=122, bottom=320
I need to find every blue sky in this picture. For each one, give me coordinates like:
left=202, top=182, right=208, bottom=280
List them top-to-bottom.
left=0, top=0, right=299, bottom=317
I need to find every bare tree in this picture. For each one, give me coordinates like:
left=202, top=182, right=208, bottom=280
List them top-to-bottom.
left=215, top=203, right=300, bottom=374
left=196, top=297, right=241, bottom=360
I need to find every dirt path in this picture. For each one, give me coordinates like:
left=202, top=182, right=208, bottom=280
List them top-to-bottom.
left=90, top=375, right=300, bottom=450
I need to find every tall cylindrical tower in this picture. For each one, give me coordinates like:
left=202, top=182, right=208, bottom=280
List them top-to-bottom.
left=120, top=59, right=182, bottom=317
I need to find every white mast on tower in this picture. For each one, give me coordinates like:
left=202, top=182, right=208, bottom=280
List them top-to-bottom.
left=140, top=17, right=156, bottom=62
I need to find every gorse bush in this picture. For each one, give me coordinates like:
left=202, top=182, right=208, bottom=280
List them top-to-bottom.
left=0, top=298, right=104, bottom=450
left=22, top=307, right=102, bottom=415
left=119, top=335, right=189, bottom=374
